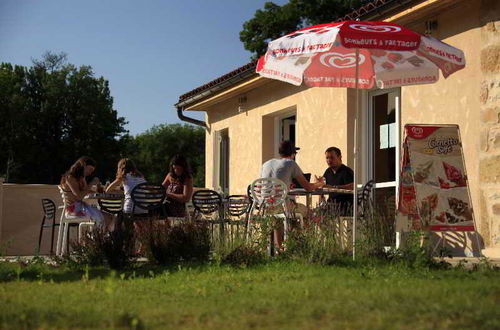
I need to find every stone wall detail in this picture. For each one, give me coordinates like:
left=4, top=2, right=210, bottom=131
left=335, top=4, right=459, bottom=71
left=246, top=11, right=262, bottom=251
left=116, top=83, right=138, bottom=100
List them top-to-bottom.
left=479, top=0, right=500, bottom=250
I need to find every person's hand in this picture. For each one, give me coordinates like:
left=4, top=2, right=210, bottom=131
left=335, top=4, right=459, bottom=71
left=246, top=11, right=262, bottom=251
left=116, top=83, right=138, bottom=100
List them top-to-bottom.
left=314, top=175, right=325, bottom=184
left=88, top=177, right=101, bottom=185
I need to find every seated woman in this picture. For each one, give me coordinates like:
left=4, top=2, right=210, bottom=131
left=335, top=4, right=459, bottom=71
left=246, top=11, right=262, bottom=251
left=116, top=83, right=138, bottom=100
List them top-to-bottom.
left=161, top=154, right=194, bottom=218
left=60, top=156, right=113, bottom=229
left=106, top=158, right=147, bottom=214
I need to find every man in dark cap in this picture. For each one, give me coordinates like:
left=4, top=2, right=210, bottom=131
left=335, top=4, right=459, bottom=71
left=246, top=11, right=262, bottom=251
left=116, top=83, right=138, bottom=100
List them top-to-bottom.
left=261, top=140, right=324, bottom=192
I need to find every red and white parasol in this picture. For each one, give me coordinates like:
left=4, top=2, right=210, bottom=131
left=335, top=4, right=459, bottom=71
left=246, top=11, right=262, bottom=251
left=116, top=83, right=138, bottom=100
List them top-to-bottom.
left=257, top=20, right=465, bottom=89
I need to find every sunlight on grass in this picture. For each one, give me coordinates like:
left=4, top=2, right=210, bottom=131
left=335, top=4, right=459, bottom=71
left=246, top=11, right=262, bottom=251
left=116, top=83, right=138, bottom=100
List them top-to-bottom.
left=0, top=261, right=498, bottom=329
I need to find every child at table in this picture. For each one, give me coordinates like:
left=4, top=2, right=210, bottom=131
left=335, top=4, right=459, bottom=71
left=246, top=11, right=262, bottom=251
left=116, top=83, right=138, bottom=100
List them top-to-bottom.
left=106, top=158, right=147, bottom=214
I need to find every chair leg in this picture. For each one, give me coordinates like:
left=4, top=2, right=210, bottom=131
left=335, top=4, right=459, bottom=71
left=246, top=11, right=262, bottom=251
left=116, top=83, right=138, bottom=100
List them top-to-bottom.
left=282, top=204, right=290, bottom=242
left=56, top=215, right=65, bottom=256
left=37, top=216, right=46, bottom=254
left=50, top=219, right=57, bottom=256
left=60, top=222, right=67, bottom=256
left=65, top=223, right=71, bottom=255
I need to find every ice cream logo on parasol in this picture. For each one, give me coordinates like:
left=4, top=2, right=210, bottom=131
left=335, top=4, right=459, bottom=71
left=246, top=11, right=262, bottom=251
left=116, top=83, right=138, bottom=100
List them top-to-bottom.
left=349, top=24, right=402, bottom=33
left=319, top=52, right=365, bottom=69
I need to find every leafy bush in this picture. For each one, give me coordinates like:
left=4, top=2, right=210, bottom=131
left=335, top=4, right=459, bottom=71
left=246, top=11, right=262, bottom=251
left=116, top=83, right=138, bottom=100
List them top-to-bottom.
left=283, top=216, right=350, bottom=265
left=138, top=221, right=210, bottom=265
left=71, top=226, right=134, bottom=269
left=386, top=232, right=448, bottom=269
left=221, top=244, right=266, bottom=267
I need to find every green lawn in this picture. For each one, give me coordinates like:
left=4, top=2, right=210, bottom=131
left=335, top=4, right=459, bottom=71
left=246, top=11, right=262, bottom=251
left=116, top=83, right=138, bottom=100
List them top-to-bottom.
left=0, top=261, right=499, bottom=329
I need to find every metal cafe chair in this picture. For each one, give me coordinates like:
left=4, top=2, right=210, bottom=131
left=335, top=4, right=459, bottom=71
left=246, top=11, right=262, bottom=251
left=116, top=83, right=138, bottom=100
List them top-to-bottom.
left=247, top=178, right=290, bottom=249
left=357, top=180, right=375, bottom=221
left=129, top=183, right=166, bottom=221
left=191, top=189, right=223, bottom=240
left=225, top=194, right=252, bottom=241
left=98, top=197, right=124, bottom=215
left=98, top=197, right=124, bottom=225
left=38, top=198, right=71, bottom=255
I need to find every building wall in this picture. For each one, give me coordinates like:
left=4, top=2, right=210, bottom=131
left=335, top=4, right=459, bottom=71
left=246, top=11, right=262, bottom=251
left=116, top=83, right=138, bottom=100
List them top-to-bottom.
left=478, top=0, right=500, bottom=253
left=205, top=81, right=349, bottom=195
left=0, top=183, right=62, bottom=255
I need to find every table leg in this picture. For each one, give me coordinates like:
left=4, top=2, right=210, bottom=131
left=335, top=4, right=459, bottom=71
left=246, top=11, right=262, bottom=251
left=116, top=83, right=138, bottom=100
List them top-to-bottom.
left=306, top=194, right=312, bottom=222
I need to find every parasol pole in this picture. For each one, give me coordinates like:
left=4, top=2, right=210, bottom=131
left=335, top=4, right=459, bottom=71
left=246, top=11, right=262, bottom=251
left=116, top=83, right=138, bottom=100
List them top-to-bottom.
left=353, top=48, right=360, bottom=261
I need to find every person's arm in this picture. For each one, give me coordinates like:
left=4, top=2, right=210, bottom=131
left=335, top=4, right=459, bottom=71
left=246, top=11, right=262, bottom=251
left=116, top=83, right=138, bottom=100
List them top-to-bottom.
left=292, top=162, right=323, bottom=192
left=342, top=167, right=355, bottom=190
left=330, top=168, right=354, bottom=190
left=161, top=174, right=171, bottom=189
left=295, top=174, right=324, bottom=192
left=65, top=176, right=87, bottom=200
left=105, top=178, right=122, bottom=192
left=166, top=178, right=193, bottom=203
left=326, top=182, right=354, bottom=190
left=338, top=182, right=354, bottom=190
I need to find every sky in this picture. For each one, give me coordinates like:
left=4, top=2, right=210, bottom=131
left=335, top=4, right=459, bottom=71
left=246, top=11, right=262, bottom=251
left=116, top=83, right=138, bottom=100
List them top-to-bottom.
left=0, top=0, right=287, bottom=135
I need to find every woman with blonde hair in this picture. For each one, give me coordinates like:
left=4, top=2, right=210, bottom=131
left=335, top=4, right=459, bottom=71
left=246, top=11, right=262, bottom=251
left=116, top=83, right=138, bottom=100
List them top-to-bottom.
left=106, top=158, right=147, bottom=214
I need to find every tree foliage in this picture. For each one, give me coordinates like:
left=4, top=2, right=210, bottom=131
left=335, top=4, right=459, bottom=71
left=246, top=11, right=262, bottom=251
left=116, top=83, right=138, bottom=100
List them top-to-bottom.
left=240, top=0, right=368, bottom=59
left=0, top=52, right=128, bottom=184
left=127, top=124, right=205, bottom=187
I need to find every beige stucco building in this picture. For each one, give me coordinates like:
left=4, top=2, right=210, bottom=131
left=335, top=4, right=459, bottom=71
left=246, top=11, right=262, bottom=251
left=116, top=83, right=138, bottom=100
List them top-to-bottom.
left=176, top=0, right=500, bottom=256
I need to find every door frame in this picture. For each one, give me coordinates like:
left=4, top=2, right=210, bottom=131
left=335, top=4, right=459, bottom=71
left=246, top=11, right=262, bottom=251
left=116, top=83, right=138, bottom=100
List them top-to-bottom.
left=364, top=88, right=401, bottom=194
left=273, top=109, right=297, bottom=157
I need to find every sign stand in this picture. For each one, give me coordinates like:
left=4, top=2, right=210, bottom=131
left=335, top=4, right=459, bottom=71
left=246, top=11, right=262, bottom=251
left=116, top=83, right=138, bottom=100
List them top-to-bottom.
left=396, top=124, right=481, bottom=256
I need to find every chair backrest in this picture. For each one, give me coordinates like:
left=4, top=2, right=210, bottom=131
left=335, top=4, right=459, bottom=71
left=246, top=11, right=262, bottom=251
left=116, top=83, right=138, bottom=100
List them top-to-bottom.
left=250, top=178, right=288, bottom=209
left=357, top=180, right=374, bottom=206
left=357, top=180, right=374, bottom=217
left=130, top=183, right=166, bottom=211
left=58, top=185, right=72, bottom=207
left=192, top=190, right=222, bottom=215
left=226, top=195, right=251, bottom=217
left=41, top=198, right=56, bottom=219
left=98, top=198, right=123, bottom=215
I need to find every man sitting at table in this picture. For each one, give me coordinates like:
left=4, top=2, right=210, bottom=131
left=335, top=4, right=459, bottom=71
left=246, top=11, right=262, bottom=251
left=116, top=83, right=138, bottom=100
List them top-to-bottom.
left=261, top=140, right=324, bottom=192
left=321, top=146, right=354, bottom=215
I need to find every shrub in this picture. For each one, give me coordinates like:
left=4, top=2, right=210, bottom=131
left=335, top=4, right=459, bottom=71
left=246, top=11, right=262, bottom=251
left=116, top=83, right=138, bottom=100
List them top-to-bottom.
left=355, top=202, right=396, bottom=259
left=282, top=208, right=351, bottom=265
left=138, top=221, right=210, bottom=265
left=211, top=222, right=267, bottom=267
left=71, top=226, right=134, bottom=269
left=386, top=231, right=448, bottom=269
left=221, top=244, right=266, bottom=267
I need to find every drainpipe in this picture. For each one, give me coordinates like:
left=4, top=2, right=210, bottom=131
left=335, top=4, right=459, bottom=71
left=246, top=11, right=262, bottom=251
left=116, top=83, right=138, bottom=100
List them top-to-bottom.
left=176, top=106, right=208, bottom=129
left=0, top=177, right=4, bottom=243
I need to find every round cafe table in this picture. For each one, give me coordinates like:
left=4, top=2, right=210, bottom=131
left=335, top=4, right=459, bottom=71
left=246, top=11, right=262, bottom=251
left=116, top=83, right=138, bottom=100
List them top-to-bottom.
left=85, top=192, right=124, bottom=200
